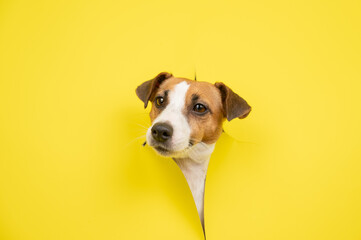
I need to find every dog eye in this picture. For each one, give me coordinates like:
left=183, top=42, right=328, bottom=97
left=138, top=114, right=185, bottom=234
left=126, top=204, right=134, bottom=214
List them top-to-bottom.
left=155, top=96, right=164, bottom=107
left=193, top=103, right=207, bottom=113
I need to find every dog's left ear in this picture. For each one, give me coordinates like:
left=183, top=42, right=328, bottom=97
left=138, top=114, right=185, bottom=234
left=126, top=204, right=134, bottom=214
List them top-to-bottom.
left=136, top=72, right=173, bottom=108
left=215, top=82, right=251, bottom=121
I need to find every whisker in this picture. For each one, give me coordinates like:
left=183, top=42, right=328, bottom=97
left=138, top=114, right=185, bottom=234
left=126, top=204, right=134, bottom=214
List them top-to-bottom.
left=138, top=118, right=151, bottom=127
left=129, top=121, right=150, bottom=130
left=135, top=123, right=149, bottom=130
left=133, top=129, right=148, bottom=136
left=122, top=134, right=147, bottom=149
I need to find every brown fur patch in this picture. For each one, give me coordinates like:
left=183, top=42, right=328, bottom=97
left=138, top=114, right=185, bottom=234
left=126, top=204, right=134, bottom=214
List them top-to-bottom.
left=184, top=82, right=224, bottom=144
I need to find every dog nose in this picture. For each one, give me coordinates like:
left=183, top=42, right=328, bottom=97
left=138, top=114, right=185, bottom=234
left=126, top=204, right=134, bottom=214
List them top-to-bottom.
left=151, top=122, right=173, bottom=142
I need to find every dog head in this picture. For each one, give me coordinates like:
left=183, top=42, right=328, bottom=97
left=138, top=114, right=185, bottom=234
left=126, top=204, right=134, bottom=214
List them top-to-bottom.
left=136, top=72, right=251, bottom=160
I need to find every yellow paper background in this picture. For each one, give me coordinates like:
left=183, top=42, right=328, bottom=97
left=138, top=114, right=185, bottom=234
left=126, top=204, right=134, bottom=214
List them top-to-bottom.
left=0, top=0, right=360, bottom=239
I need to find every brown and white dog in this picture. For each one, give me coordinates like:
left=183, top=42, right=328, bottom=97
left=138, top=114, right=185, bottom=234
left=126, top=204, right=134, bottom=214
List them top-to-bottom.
left=136, top=72, right=251, bottom=234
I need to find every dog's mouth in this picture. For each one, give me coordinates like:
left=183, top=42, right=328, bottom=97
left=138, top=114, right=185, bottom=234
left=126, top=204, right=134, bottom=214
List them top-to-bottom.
left=145, top=130, right=196, bottom=157
left=151, top=141, right=194, bottom=157
left=154, top=145, right=170, bottom=153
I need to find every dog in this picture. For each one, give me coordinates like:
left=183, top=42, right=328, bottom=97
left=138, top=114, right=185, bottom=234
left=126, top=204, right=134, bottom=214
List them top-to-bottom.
left=136, top=72, right=251, bottom=236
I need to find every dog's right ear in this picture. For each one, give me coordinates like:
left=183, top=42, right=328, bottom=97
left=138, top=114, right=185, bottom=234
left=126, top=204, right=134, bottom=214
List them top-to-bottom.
left=136, top=72, right=173, bottom=108
left=215, top=82, right=251, bottom=121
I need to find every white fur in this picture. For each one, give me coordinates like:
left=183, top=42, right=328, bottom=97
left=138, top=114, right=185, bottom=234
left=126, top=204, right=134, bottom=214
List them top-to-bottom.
left=146, top=81, right=216, bottom=233
left=146, top=81, right=191, bottom=152
left=173, top=143, right=215, bottom=232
